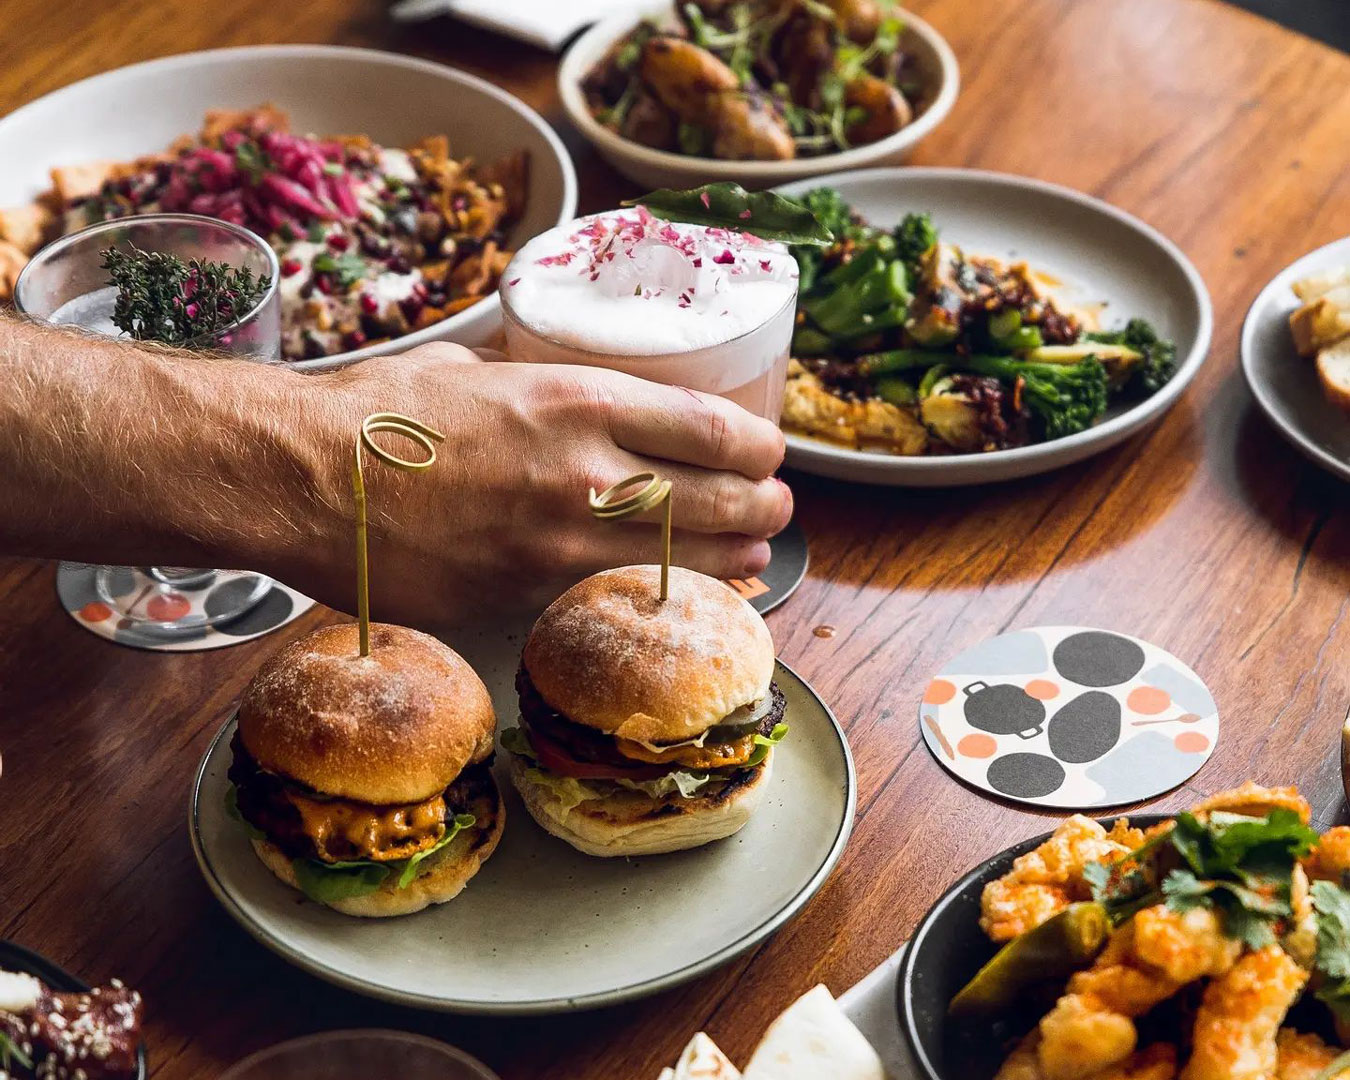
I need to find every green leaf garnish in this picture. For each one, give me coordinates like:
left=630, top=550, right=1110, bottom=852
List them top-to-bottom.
left=623, top=183, right=834, bottom=246
left=312, top=250, right=367, bottom=289
left=743, top=722, right=788, bottom=768
left=396, top=814, right=475, bottom=889
left=291, top=857, right=392, bottom=904
left=1, top=1031, right=33, bottom=1072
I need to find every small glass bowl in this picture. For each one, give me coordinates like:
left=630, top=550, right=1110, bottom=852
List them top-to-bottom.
left=219, top=1030, right=501, bottom=1080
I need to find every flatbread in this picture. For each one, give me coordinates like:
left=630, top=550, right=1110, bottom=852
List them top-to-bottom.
left=742, top=985, right=886, bottom=1080
left=659, top=1032, right=741, bottom=1079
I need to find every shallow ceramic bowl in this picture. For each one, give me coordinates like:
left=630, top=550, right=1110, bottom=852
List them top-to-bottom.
left=558, top=1, right=959, bottom=191
left=0, top=45, right=578, bottom=369
left=773, top=168, right=1213, bottom=486
left=1241, top=235, right=1350, bottom=482
left=896, top=814, right=1169, bottom=1080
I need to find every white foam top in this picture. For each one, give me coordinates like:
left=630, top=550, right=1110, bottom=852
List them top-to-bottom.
left=503, top=208, right=799, bottom=356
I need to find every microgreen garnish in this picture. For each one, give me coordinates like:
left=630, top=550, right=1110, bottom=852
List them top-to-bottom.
left=233, top=139, right=268, bottom=185
left=101, top=245, right=271, bottom=347
left=1085, top=809, right=1317, bottom=947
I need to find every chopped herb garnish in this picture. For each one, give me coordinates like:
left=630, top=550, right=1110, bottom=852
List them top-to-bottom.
left=234, top=139, right=268, bottom=184
left=322, top=161, right=344, bottom=176
left=306, top=222, right=327, bottom=243
left=101, top=244, right=271, bottom=347
left=312, top=250, right=367, bottom=289
left=1085, top=809, right=1317, bottom=946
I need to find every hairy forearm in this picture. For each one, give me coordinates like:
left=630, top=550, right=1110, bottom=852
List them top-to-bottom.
left=0, top=314, right=353, bottom=576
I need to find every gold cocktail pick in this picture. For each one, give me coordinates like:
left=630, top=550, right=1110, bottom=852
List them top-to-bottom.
left=352, top=412, right=444, bottom=656
left=588, top=472, right=673, bottom=601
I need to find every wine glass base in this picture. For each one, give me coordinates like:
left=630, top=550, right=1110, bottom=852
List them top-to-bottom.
left=92, top=565, right=273, bottom=632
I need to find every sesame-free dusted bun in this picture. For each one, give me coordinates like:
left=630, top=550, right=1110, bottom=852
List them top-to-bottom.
left=521, top=565, right=774, bottom=745
left=238, top=622, right=496, bottom=805
left=507, top=750, right=772, bottom=858
left=249, top=771, right=505, bottom=917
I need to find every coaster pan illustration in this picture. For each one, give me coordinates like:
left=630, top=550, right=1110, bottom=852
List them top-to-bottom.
left=723, top=518, right=807, bottom=616
left=58, top=562, right=316, bottom=652
left=919, top=626, right=1218, bottom=809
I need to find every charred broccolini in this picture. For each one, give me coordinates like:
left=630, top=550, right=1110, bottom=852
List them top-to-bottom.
left=781, top=188, right=1178, bottom=455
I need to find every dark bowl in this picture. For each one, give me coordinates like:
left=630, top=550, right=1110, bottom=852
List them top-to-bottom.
left=895, top=814, right=1169, bottom=1080
left=0, top=939, right=148, bottom=1080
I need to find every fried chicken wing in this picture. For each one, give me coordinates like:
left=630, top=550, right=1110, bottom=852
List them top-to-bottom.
left=1191, top=783, right=1312, bottom=825
left=980, top=815, right=1145, bottom=942
left=1303, top=826, right=1350, bottom=883
left=1037, top=906, right=1241, bottom=1080
left=1180, top=946, right=1308, bottom=1080
left=1275, top=1029, right=1350, bottom=1080
left=997, top=1033, right=1177, bottom=1080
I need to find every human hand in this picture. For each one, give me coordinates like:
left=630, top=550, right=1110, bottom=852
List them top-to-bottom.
left=278, top=342, right=792, bottom=625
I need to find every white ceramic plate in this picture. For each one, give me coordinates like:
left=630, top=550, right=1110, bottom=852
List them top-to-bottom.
left=558, top=2, right=958, bottom=191
left=0, top=45, right=578, bottom=367
left=774, top=168, right=1213, bottom=487
left=1241, top=236, right=1350, bottom=482
left=190, top=659, right=854, bottom=1014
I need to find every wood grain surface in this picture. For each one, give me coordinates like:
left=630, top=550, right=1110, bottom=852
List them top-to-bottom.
left=3, top=1, right=1349, bottom=1077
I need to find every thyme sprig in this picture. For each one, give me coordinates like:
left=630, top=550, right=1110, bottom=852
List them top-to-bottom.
left=100, top=244, right=271, bottom=347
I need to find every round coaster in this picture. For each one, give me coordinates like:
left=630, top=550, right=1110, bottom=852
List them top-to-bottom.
left=723, top=518, right=808, bottom=615
left=57, top=562, right=316, bottom=652
left=919, top=626, right=1218, bottom=809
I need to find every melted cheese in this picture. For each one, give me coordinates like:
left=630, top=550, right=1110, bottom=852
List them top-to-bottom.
left=616, top=696, right=774, bottom=768
left=285, top=788, right=447, bottom=862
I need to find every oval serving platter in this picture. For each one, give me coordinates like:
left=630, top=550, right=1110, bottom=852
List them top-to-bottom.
left=189, top=658, right=855, bottom=1015
left=0, top=940, right=149, bottom=1080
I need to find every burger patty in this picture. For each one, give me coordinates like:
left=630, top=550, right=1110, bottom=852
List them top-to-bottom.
left=516, top=667, right=784, bottom=772
left=228, top=734, right=494, bottom=864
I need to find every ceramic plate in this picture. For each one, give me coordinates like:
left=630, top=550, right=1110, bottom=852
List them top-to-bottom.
left=773, top=168, right=1213, bottom=487
left=1241, top=236, right=1350, bottom=482
left=189, top=659, right=854, bottom=1014
left=0, top=939, right=148, bottom=1080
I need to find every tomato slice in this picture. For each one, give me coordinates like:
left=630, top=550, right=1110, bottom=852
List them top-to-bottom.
left=527, top=726, right=670, bottom=781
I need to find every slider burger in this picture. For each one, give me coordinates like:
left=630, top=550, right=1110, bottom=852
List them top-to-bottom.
left=504, top=565, right=787, bottom=857
left=226, top=623, right=503, bottom=917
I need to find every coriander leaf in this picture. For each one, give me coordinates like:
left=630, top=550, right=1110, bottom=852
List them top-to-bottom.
left=622, top=183, right=834, bottom=246
left=312, top=250, right=367, bottom=289
left=1083, top=860, right=1110, bottom=898
left=1162, top=869, right=1283, bottom=948
left=1313, top=879, right=1350, bottom=980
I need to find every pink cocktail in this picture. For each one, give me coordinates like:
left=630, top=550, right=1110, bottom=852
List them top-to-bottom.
left=500, top=207, right=799, bottom=422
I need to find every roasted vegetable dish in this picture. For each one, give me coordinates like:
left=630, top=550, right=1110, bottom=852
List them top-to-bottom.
left=582, top=0, right=924, bottom=161
left=0, top=106, right=529, bottom=361
left=781, top=188, right=1178, bottom=455
left=951, top=783, right=1350, bottom=1079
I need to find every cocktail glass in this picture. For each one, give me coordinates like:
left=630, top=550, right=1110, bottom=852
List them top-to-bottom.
left=15, top=213, right=282, bottom=633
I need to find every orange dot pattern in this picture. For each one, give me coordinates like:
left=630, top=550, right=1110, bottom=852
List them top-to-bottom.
left=924, top=679, right=957, bottom=705
left=1024, top=679, right=1060, bottom=700
left=1127, top=686, right=1171, bottom=714
left=958, top=733, right=998, bottom=759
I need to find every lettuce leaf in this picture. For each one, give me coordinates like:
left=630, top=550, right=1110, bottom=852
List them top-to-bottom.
left=743, top=723, right=789, bottom=769
left=500, top=726, right=534, bottom=759
left=523, top=767, right=596, bottom=811
left=618, top=771, right=711, bottom=799
left=224, top=783, right=266, bottom=841
left=396, top=813, right=476, bottom=889
left=291, top=857, right=391, bottom=904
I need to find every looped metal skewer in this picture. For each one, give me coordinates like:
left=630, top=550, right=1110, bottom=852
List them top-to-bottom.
left=352, top=412, right=445, bottom=656
left=588, top=472, right=673, bottom=601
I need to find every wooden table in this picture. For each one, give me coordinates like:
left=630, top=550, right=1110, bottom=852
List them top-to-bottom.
left=3, top=1, right=1349, bottom=1076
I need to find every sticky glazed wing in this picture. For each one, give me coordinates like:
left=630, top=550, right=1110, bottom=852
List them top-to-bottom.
left=980, top=815, right=1145, bottom=942
left=1036, top=905, right=1242, bottom=1080
left=1179, top=947, right=1308, bottom=1080
left=1275, top=1030, right=1350, bottom=1080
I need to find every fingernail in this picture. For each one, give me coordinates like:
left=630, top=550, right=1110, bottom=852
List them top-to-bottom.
left=776, top=478, right=794, bottom=523
left=744, top=540, right=771, bottom=576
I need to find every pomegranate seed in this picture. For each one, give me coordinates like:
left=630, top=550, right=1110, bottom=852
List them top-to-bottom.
left=326, top=233, right=350, bottom=252
left=280, top=258, right=302, bottom=277
left=316, top=276, right=333, bottom=295
left=411, top=281, right=429, bottom=301
left=360, top=293, right=379, bottom=314
left=346, top=330, right=367, bottom=347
